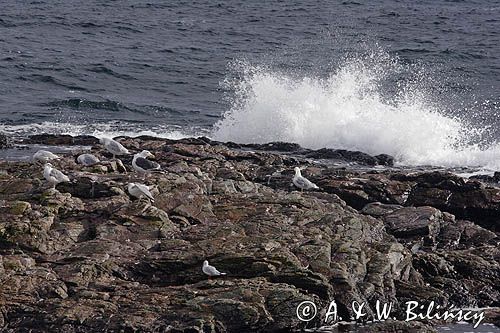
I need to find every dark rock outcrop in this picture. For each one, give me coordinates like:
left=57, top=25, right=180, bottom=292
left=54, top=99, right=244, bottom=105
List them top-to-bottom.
left=0, top=133, right=10, bottom=149
left=25, top=134, right=99, bottom=146
left=304, top=148, right=394, bottom=166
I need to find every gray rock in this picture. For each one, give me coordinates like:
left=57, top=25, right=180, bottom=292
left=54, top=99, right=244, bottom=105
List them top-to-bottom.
left=383, top=206, right=442, bottom=239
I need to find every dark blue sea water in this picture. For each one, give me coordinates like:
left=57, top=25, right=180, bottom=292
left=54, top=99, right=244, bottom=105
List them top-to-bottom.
left=1, top=0, right=500, bottom=167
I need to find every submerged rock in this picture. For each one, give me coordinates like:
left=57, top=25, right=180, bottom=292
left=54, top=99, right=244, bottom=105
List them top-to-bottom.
left=0, top=132, right=11, bottom=149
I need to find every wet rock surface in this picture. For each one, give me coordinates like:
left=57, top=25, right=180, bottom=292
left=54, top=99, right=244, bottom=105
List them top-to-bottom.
left=0, top=133, right=12, bottom=149
left=24, top=134, right=99, bottom=146
left=0, top=135, right=498, bottom=332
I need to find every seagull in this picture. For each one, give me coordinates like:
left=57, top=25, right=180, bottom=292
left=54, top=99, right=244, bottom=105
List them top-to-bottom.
left=99, top=137, right=129, bottom=159
left=33, top=150, right=60, bottom=163
left=132, top=150, right=161, bottom=178
left=77, top=153, right=100, bottom=166
left=43, top=163, right=70, bottom=188
left=293, top=167, right=319, bottom=191
left=127, top=182, right=155, bottom=202
left=202, top=260, right=226, bottom=277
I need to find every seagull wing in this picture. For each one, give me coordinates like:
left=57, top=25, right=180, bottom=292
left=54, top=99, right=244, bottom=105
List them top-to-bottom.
left=106, top=140, right=129, bottom=154
left=34, top=150, right=59, bottom=161
left=46, top=151, right=59, bottom=159
left=78, top=154, right=99, bottom=166
left=135, top=157, right=160, bottom=171
left=50, top=168, right=69, bottom=182
left=293, top=176, right=309, bottom=188
left=294, top=176, right=318, bottom=189
left=303, top=177, right=319, bottom=189
left=135, top=183, right=155, bottom=201
left=128, top=184, right=140, bottom=198
left=204, top=265, right=221, bottom=276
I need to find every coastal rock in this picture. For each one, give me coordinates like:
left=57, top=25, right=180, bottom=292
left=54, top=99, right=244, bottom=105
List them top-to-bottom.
left=0, top=132, right=11, bottom=149
left=25, top=134, right=99, bottom=146
left=0, top=136, right=498, bottom=332
left=242, top=141, right=304, bottom=152
left=304, top=148, right=394, bottom=166
left=374, top=153, right=395, bottom=166
left=469, top=172, right=500, bottom=184
left=320, top=173, right=413, bottom=209
left=406, top=173, right=500, bottom=232
left=57, top=177, right=119, bottom=199
left=0, top=178, right=34, bottom=198
left=0, top=200, right=31, bottom=215
left=361, top=202, right=404, bottom=217
left=383, top=206, right=442, bottom=240
left=437, top=219, right=498, bottom=249
left=412, top=246, right=500, bottom=307
left=349, top=320, right=438, bottom=333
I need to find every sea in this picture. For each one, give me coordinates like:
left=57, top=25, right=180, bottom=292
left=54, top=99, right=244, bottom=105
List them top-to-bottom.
left=1, top=0, right=500, bottom=169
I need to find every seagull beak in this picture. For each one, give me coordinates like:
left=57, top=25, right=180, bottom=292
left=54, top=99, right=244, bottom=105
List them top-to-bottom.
left=149, top=153, right=156, bottom=159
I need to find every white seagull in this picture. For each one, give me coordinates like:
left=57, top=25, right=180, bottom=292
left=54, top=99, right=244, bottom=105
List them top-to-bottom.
left=99, top=137, right=129, bottom=159
left=33, top=150, right=60, bottom=163
left=132, top=150, right=161, bottom=178
left=77, top=153, right=100, bottom=166
left=43, top=163, right=70, bottom=188
left=292, top=167, right=319, bottom=191
left=127, top=182, right=155, bottom=202
left=202, top=260, right=226, bottom=277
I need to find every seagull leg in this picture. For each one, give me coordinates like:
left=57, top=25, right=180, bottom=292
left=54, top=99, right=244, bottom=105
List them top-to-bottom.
left=139, top=201, right=150, bottom=214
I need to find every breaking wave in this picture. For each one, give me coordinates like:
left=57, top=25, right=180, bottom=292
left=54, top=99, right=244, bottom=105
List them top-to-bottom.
left=213, top=53, right=500, bottom=169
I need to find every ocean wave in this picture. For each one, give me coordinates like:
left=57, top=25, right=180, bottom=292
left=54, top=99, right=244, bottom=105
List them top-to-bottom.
left=213, top=55, right=500, bottom=169
left=87, top=65, right=137, bottom=80
left=17, top=74, right=87, bottom=91
left=42, top=99, right=191, bottom=119
left=43, top=99, right=131, bottom=112
left=0, top=121, right=206, bottom=141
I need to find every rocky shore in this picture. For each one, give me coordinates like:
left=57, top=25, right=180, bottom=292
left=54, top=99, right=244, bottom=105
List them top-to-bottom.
left=0, top=134, right=499, bottom=332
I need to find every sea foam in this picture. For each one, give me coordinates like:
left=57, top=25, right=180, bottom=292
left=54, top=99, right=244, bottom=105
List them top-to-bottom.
left=213, top=56, right=500, bottom=169
left=0, top=121, right=203, bottom=141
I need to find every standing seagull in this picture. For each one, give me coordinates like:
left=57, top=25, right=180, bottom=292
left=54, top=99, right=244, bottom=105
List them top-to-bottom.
left=99, top=137, right=129, bottom=159
left=33, top=150, right=60, bottom=163
left=132, top=150, right=161, bottom=178
left=77, top=153, right=100, bottom=166
left=43, top=163, right=70, bottom=188
left=292, top=167, right=319, bottom=191
left=127, top=182, right=155, bottom=202
left=202, top=260, right=226, bottom=278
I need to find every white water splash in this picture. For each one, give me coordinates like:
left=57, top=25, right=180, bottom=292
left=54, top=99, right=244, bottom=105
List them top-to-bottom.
left=213, top=57, right=500, bottom=169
